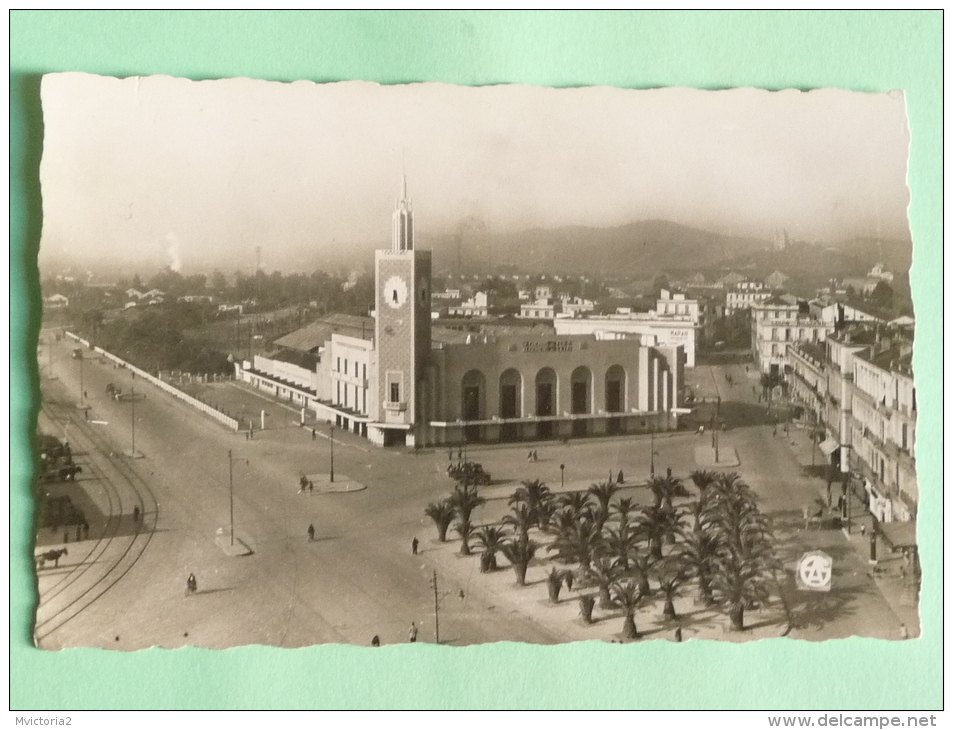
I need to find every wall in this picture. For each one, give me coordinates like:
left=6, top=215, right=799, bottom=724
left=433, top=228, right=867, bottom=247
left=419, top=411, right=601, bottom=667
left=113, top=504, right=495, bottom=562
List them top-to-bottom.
left=66, top=331, right=239, bottom=431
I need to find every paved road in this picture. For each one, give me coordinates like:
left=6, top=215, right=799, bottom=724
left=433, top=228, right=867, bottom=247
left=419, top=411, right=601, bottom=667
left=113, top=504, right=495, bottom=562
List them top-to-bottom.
left=36, top=335, right=558, bottom=649
left=33, top=337, right=915, bottom=646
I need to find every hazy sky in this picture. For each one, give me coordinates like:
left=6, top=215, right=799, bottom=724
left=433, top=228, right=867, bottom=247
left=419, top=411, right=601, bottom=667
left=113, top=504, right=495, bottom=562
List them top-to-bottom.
left=39, top=73, right=911, bottom=273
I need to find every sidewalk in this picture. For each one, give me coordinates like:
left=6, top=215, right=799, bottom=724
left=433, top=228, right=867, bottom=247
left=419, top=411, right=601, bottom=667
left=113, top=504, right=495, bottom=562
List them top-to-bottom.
left=783, top=422, right=920, bottom=637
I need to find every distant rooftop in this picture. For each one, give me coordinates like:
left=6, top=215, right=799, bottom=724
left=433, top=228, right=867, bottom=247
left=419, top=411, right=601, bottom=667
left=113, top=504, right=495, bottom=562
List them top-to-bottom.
left=274, top=313, right=374, bottom=352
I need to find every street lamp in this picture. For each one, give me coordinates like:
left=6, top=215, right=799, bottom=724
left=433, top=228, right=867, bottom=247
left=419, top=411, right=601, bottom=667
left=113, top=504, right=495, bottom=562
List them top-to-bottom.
left=78, top=351, right=85, bottom=407
left=329, top=424, right=335, bottom=483
left=650, top=427, right=657, bottom=479
left=226, top=449, right=250, bottom=547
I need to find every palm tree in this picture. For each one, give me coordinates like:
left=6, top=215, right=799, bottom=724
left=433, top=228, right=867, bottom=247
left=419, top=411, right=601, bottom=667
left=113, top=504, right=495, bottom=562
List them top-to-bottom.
left=688, top=469, right=719, bottom=496
left=705, top=474, right=781, bottom=631
left=648, top=475, right=691, bottom=512
left=509, top=479, right=553, bottom=526
left=588, top=481, right=620, bottom=529
left=449, top=482, right=487, bottom=524
left=557, top=491, right=594, bottom=521
left=610, top=497, right=638, bottom=530
left=424, top=499, right=456, bottom=542
left=536, top=500, right=557, bottom=531
left=502, top=503, right=535, bottom=545
left=635, top=505, right=687, bottom=560
left=547, top=515, right=603, bottom=569
left=453, top=519, right=474, bottom=556
left=599, top=523, right=641, bottom=573
left=473, top=525, right=508, bottom=572
left=679, top=528, right=719, bottom=606
left=501, top=538, right=538, bottom=586
left=628, top=547, right=655, bottom=597
left=584, top=554, right=623, bottom=609
left=652, top=554, right=691, bottom=620
left=546, top=566, right=574, bottom=603
left=610, top=579, right=647, bottom=640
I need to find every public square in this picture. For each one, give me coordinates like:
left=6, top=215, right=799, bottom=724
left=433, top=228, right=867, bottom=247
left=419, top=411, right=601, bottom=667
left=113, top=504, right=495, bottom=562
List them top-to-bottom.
left=34, top=333, right=918, bottom=649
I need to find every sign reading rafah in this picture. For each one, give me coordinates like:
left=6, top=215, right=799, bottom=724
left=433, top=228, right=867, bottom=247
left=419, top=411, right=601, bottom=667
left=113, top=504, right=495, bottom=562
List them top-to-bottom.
left=796, top=550, right=833, bottom=592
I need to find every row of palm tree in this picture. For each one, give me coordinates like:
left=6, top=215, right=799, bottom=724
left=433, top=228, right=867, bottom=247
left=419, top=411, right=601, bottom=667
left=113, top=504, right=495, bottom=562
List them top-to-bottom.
left=424, top=468, right=782, bottom=639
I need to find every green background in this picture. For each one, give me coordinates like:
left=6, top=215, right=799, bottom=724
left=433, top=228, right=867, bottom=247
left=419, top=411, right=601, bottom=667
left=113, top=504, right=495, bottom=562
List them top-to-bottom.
left=10, top=10, right=942, bottom=710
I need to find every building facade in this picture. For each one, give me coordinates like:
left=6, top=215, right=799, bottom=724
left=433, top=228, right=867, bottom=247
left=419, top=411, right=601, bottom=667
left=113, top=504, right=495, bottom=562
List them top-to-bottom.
left=238, top=179, right=686, bottom=447
left=751, top=297, right=835, bottom=375
left=787, top=328, right=917, bottom=525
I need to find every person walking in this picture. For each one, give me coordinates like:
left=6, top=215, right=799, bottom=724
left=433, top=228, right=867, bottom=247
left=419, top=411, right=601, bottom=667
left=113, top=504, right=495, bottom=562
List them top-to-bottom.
left=311, top=428, right=316, bottom=441
left=616, top=469, right=624, bottom=484
left=308, top=480, right=314, bottom=493
left=133, top=505, right=140, bottom=522
left=307, top=523, right=315, bottom=542
left=412, top=536, right=419, bottom=555
left=186, top=573, right=197, bottom=596
left=408, top=622, right=418, bottom=643
left=899, top=623, right=909, bottom=640
left=674, top=627, right=683, bottom=642
left=371, top=635, right=381, bottom=647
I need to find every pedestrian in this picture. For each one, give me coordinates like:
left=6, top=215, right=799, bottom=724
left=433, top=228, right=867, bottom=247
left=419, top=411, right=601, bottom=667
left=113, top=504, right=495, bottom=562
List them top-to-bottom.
left=311, top=428, right=316, bottom=441
left=457, top=448, right=463, bottom=462
left=448, top=449, right=453, bottom=462
left=528, top=450, right=533, bottom=462
left=533, top=450, right=538, bottom=462
left=666, top=467, right=672, bottom=479
left=616, top=469, right=624, bottom=484
left=608, top=470, right=614, bottom=484
left=298, top=476, right=307, bottom=494
left=308, top=480, right=314, bottom=493
left=133, top=505, right=140, bottom=522
left=82, top=521, right=89, bottom=539
left=307, top=523, right=315, bottom=542
left=76, top=525, right=81, bottom=542
left=860, top=525, right=867, bottom=537
left=64, top=530, right=69, bottom=544
left=412, top=536, right=419, bottom=555
left=186, top=573, right=197, bottom=596
left=408, top=622, right=418, bottom=643
left=899, top=623, right=909, bottom=640
left=675, top=627, right=683, bottom=642
left=371, top=635, right=381, bottom=647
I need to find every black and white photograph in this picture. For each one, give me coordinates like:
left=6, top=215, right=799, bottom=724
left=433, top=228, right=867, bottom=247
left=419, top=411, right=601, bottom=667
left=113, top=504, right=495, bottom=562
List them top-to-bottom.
left=35, top=73, right=919, bottom=650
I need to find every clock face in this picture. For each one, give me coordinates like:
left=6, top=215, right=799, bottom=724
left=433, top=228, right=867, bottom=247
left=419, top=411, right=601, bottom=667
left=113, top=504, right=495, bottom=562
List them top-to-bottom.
left=383, top=275, right=408, bottom=309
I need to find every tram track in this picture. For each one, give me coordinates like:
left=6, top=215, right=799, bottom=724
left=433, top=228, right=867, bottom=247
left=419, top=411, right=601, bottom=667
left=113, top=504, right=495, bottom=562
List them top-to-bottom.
left=33, top=391, right=160, bottom=643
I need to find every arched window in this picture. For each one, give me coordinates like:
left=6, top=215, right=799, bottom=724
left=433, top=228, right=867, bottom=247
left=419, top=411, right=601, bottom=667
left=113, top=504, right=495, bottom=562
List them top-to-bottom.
left=605, top=365, right=626, bottom=413
left=499, top=369, right=522, bottom=419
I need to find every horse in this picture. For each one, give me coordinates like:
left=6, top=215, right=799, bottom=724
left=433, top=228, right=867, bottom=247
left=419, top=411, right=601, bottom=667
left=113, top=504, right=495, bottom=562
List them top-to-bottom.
left=36, top=548, right=68, bottom=569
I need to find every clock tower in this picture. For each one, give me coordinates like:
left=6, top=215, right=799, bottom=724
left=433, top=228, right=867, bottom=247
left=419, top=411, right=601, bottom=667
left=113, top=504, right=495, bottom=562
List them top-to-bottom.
left=373, top=176, right=432, bottom=446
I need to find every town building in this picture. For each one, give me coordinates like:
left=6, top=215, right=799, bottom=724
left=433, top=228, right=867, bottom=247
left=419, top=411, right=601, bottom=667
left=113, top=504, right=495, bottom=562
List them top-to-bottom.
left=237, top=179, right=686, bottom=447
left=726, top=281, right=771, bottom=312
left=751, top=296, right=835, bottom=376
left=787, top=326, right=917, bottom=528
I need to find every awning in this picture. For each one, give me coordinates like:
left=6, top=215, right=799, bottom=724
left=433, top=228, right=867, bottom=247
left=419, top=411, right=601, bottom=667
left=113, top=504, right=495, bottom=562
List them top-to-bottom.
left=819, top=438, right=840, bottom=456
left=878, top=520, right=917, bottom=550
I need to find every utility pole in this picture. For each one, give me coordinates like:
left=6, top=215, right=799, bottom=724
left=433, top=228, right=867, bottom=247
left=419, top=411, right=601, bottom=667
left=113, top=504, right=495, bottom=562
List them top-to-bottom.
left=79, top=353, right=85, bottom=407
left=130, top=379, right=136, bottom=456
left=329, top=424, right=335, bottom=482
left=650, top=428, right=656, bottom=479
left=229, top=449, right=235, bottom=546
left=432, top=570, right=440, bottom=645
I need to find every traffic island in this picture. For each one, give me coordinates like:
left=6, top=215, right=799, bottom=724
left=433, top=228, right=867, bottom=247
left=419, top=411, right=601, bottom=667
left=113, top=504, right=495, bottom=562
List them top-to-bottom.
left=694, top=445, right=740, bottom=468
left=121, top=449, right=145, bottom=459
left=300, top=474, right=366, bottom=494
left=215, top=531, right=253, bottom=556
